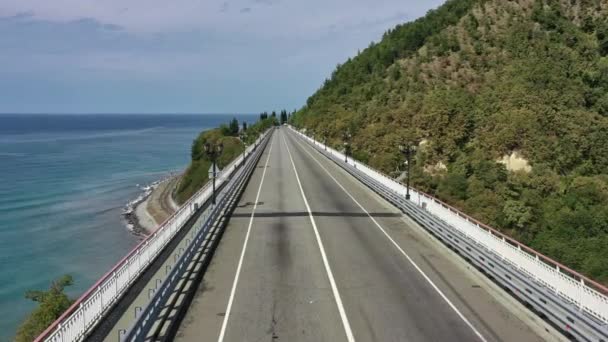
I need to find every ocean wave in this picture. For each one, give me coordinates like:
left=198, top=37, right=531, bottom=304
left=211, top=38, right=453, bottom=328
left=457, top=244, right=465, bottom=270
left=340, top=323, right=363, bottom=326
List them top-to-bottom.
left=0, top=127, right=162, bottom=144
left=0, top=152, right=26, bottom=157
left=121, top=172, right=176, bottom=231
left=122, top=179, right=162, bottom=215
left=0, top=182, right=120, bottom=209
left=0, top=196, right=59, bottom=213
left=97, top=206, right=123, bottom=215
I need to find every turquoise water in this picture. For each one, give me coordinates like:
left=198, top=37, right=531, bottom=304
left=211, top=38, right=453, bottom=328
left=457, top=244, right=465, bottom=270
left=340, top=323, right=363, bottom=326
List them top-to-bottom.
left=0, top=114, right=255, bottom=339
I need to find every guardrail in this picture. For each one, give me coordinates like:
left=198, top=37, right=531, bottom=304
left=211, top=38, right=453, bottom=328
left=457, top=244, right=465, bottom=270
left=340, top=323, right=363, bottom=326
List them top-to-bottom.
left=290, top=126, right=608, bottom=341
left=124, top=128, right=271, bottom=341
left=36, top=131, right=270, bottom=342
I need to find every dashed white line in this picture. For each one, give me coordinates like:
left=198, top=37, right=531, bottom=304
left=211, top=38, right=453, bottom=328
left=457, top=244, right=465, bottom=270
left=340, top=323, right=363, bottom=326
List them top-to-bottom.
left=286, top=130, right=488, bottom=342
left=281, top=131, right=356, bottom=342
left=217, top=132, right=275, bottom=342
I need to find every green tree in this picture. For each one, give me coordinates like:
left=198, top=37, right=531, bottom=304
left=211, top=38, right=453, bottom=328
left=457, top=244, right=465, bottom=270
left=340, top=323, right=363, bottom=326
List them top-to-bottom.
left=228, top=117, right=239, bottom=136
left=503, top=200, right=533, bottom=230
left=16, top=275, right=74, bottom=342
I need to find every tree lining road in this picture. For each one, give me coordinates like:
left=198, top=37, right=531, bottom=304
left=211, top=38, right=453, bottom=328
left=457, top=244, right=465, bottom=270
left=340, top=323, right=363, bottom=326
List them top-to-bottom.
left=175, top=127, right=550, bottom=342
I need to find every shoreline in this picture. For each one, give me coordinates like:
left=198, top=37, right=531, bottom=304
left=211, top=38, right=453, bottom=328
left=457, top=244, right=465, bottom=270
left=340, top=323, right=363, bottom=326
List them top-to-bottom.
left=123, top=172, right=181, bottom=236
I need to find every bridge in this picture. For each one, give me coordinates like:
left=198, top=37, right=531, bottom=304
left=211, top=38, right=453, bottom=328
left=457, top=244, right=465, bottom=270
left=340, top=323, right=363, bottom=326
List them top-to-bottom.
left=37, top=127, right=608, bottom=342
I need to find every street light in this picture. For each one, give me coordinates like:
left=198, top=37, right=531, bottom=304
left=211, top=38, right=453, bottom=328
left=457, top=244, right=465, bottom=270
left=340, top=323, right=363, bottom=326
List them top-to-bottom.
left=342, top=130, right=351, bottom=163
left=240, top=132, right=248, bottom=163
left=204, top=142, right=224, bottom=205
left=399, top=142, right=416, bottom=200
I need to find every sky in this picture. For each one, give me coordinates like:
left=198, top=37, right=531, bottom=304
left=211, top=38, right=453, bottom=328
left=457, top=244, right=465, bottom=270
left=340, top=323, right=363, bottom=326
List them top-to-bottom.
left=0, top=0, right=445, bottom=114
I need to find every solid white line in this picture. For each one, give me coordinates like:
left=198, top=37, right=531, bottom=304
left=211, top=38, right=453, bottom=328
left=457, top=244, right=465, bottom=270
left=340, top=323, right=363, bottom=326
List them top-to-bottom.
left=287, top=130, right=488, bottom=342
left=281, top=132, right=356, bottom=342
left=217, top=133, right=275, bottom=342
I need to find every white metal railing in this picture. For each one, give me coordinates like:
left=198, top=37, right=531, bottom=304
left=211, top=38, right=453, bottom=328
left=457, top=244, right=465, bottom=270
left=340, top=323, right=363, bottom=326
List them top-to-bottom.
left=291, top=126, right=608, bottom=325
left=36, top=132, right=270, bottom=342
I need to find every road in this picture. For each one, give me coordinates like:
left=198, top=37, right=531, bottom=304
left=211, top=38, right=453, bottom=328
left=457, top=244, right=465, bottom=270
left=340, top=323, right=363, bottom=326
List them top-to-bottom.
left=175, top=127, right=548, bottom=342
left=147, top=175, right=179, bottom=225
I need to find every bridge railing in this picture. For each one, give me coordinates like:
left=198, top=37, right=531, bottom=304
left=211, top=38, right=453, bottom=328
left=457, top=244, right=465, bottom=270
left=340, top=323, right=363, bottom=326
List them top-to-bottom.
left=291, top=126, right=608, bottom=326
left=124, top=129, right=271, bottom=341
left=35, top=132, right=270, bottom=342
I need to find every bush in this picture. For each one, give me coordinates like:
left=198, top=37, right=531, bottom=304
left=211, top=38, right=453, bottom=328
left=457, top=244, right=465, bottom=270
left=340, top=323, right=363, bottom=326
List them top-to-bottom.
left=16, top=275, right=74, bottom=342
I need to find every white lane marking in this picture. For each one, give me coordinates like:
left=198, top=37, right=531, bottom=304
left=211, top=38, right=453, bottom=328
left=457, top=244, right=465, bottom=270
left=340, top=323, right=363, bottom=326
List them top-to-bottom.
left=287, top=130, right=488, bottom=342
left=281, top=132, right=356, bottom=342
left=218, top=133, right=275, bottom=342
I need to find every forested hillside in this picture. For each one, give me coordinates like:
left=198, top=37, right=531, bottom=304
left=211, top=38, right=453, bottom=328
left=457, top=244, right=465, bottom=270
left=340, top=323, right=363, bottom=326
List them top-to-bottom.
left=292, top=0, right=608, bottom=283
left=175, top=116, right=277, bottom=204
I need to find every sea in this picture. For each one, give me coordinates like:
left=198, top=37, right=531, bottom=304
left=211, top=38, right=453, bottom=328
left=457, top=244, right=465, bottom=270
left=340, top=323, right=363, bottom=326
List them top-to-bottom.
left=0, top=113, right=256, bottom=340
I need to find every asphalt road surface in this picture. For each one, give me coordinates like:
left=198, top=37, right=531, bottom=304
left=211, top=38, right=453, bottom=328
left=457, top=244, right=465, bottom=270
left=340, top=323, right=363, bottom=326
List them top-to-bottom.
left=175, top=128, right=548, bottom=342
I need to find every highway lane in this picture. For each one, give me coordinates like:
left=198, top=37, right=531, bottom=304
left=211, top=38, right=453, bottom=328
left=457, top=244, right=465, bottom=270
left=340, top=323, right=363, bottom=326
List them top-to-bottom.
left=176, top=127, right=548, bottom=341
left=177, top=130, right=346, bottom=341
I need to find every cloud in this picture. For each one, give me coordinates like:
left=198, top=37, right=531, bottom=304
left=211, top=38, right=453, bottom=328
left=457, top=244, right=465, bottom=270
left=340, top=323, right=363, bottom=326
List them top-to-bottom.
left=0, top=0, right=447, bottom=112
left=0, top=0, right=442, bottom=36
left=252, top=0, right=279, bottom=5
left=220, top=2, right=229, bottom=13
left=2, top=11, right=34, bottom=20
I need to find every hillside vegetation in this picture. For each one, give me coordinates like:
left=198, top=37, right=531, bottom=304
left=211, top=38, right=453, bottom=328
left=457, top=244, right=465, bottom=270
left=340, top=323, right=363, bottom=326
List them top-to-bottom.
left=292, top=0, right=608, bottom=283
left=175, top=116, right=277, bottom=204
left=15, top=275, right=74, bottom=342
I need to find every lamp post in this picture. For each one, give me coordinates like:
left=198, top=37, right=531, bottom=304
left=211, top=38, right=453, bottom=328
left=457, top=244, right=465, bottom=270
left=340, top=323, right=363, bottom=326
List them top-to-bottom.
left=342, top=130, right=351, bottom=163
left=240, top=132, right=248, bottom=163
left=204, top=142, right=224, bottom=205
left=399, top=142, right=416, bottom=200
